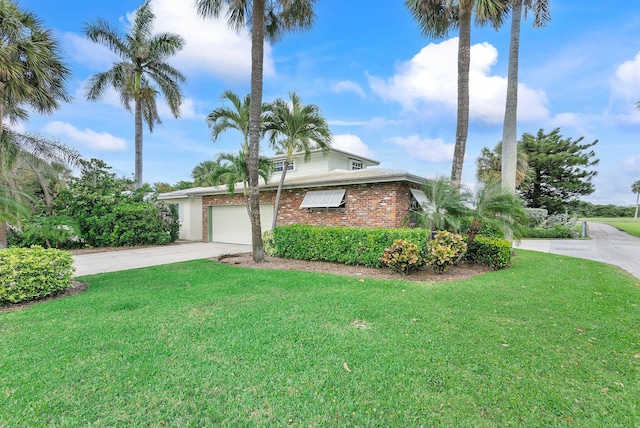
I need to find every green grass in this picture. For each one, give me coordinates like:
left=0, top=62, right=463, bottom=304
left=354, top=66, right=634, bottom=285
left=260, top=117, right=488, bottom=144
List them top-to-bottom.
left=585, top=217, right=640, bottom=238
left=1, top=253, right=639, bottom=427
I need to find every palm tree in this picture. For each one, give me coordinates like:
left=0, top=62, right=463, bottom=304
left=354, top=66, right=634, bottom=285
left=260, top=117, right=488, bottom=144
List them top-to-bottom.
left=84, top=0, right=186, bottom=189
left=196, top=0, right=316, bottom=262
left=405, top=0, right=508, bottom=187
left=501, top=0, right=550, bottom=194
left=0, top=1, right=76, bottom=247
left=264, top=92, right=332, bottom=229
left=476, top=141, right=532, bottom=187
left=209, top=151, right=273, bottom=218
left=191, top=160, right=220, bottom=187
left=406, top=175, right=470, bottom=233
left=465, top=180, right=527, bottom=246
left=632, top=180, right=640, bottom=220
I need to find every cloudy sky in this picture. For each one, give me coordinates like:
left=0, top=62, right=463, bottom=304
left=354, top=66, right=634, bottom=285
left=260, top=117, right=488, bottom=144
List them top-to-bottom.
left=18, top=0, right=640, bottom=205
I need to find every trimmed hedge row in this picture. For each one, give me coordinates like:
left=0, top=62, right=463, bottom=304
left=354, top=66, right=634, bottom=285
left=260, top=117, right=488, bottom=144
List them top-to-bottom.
left=272, top=225, right=430, bottom=268
left=522, top=225, right=576, bottom=239
left=465, top=236, right=512, bottom=270
left=0, top=246, right=75, bottom=305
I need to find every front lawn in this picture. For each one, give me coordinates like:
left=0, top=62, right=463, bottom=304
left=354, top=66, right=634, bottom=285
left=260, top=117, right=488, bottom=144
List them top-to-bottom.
left=586, top=217, right=640, bottom=238
left=1, top=252, right=639, bottom=426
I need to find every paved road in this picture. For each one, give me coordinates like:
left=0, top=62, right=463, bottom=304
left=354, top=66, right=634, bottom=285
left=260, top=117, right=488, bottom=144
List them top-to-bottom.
left=515, top=222, right=640, bottom=280
left=73, top=242, right=251, bottom=277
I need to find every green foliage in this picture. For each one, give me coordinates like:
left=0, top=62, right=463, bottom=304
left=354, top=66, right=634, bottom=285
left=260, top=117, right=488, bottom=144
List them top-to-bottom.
left=520, top=128, right=599, bottom=213
left=53, top=158, right=178, bottom=247
left=405, top=176, right=469, bottom=231
left=569, top=200, right=634, bottom=218
left=525, top=208, right=548, bottom=227
left=543, top=213, right=577, bottom=229
left=19, top=216, right=82, bottom=249
left=271, top=225, right=429, bottom=268
left=522, top=225, right=576, bottom=239
left=424, top=231, right=467, bottom=274
left=464, top=235, right=512, bottom=270
left=380, top=239, right=423, bottom=275
left=0, top=246, right=74, bottom=305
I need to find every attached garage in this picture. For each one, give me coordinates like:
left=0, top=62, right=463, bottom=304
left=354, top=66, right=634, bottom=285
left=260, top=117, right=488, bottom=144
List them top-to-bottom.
left=208, top=204, right=274, bottom=245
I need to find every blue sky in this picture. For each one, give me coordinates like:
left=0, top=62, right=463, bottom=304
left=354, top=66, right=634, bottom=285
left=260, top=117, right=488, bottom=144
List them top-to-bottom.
left=17, top=0, right=640, bottom=206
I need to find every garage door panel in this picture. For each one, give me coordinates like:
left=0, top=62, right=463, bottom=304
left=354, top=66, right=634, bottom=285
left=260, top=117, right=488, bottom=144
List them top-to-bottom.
left=210, top=204, right=273, bottom=245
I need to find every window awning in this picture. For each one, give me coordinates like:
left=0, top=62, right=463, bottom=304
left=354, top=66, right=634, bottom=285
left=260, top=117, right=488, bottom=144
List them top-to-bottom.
left=410, top=188, right=428, bottom=208
left=300, top=189, right=346, bottom=208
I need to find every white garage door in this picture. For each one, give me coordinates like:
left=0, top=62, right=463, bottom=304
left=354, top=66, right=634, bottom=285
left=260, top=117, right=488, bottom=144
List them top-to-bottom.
left=209, top=204, right=274, bottom=245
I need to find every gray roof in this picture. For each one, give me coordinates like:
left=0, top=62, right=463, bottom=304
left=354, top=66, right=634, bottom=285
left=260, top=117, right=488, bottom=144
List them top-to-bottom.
left=159, top=168, right=427, bottom=199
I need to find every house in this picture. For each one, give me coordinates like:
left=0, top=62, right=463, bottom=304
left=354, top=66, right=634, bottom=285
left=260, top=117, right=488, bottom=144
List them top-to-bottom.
left=158, top=148, right=428, bottom=245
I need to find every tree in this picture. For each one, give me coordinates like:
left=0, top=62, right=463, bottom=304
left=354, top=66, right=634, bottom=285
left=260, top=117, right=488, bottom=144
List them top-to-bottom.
left=84, top=0, right=186, bottom=189
left=196, top=0, right=316, bottom=262
left=406, top=0, right=508, bottom=187
left=501, top=0, right=550, bottom=194
left=0, top=1, right=76, bottom=247
left=264, top=92, right=331, bottom=229
left=520, top=128, right=599, bottom=213
left=476, top=141, right=532, bottom=187
left=209, top=151, right=273, bottom=218
left=191, top=160, right=220, bottom=187
left=406, top=175, right=469, bottom=233
left=465, top=180, right=527, bottom=246
left=632, top=180, right=640, bottom=220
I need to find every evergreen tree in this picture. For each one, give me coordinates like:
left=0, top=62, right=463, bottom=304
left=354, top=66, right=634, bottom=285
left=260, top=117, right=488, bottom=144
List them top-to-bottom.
left=520, top=128, right=599, bottom=213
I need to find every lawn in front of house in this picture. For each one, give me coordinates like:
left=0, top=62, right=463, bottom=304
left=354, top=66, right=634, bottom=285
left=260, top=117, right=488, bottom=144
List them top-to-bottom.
left=585, top=217, right=640, bottom=238
left=1, top=251, right=639, bottom=426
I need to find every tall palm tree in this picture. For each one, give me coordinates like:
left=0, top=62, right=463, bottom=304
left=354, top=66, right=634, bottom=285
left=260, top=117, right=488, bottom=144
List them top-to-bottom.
left=84, top=0, right=186, bottom=189
left=196, top=0, right=316, bottom=262
left=405, top=0, right=507, bottom=187
left=501, top=0, right=550, bottom=194
left=0, top=1, right=76, bottom=247
left=264, top=92, right=331, bottom=229
left=476, top=141, right=532, bottom=187
left=632, top=179, right=640, bottom=220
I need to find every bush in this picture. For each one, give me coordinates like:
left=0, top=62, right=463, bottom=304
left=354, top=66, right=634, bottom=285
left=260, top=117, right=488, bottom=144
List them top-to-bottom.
left=526, top=208, right=548, bottom=227
left=543, top=213, right=577, bottom=229
left=271, top=225, right=429, bottom=268
left=521, top=225, right=576, bottom=239
left=262, top=230, right=277, bottom=256
left=425, top=231, right=467, bottom=274
left=464, top=235, right=512, bottom=270
left=380, top=239, right=423, bottom=275
left=0, top=246, right=75, bottom=305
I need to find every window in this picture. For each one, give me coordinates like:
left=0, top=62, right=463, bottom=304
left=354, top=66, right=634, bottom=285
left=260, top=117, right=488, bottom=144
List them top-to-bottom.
left=349, top=159, right=363, bottom=170
left=274, top=160, right=295, bottom=172
left=410, top=188, right=429, bottom=210
left=300, top=189, right=346, bottom=208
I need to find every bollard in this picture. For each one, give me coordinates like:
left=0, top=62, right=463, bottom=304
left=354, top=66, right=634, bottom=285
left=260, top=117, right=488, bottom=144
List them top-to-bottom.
left=581, top=220, right=587, bottom=238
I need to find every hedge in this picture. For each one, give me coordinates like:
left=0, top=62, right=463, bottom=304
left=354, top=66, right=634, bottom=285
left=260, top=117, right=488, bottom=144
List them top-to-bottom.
left=272, top=225, right=430, bottom=268
left=464, top=236, right=512, bottom=270
left=0, top=246, right=75, bottom=305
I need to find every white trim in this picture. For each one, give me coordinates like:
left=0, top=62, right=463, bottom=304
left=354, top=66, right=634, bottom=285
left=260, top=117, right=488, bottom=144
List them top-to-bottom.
left=274, top=160, right=295, bottom=173
left=410, top=188, right=428, bottom=208
left=300, top=189, right=346, bottom=208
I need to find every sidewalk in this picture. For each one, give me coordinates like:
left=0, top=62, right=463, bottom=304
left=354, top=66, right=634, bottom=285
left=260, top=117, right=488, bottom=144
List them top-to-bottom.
left=73, top=242, right=251, bottom=277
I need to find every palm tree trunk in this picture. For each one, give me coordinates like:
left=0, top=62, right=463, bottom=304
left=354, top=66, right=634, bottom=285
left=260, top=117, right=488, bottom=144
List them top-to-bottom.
left=248, top=0, right=266, bottom=262
left=501, top=0, right=522, bottom=195
left=450, top=3, right=471, bottom=188
left=134, top=97, right=143, bottom=189
left=0, top=109, right=8, bottom=249
left=271, top=160, right=288, bottom=230
left=635, top=192, right=639, bottom=220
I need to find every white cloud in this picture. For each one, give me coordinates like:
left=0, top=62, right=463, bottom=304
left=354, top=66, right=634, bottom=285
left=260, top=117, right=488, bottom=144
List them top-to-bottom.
left=151, top=0, right=275, bottom=81
left=66, top=1, right=275, bottom=82
left=368, top=37, right=549, bottom=124
left=609, top=51, right=640, bottom=123
left=331, top=80, right=366, bottom=99
left=328, top=117, right=404, bottom=129
left=43, top=121, right=128, bottom=151
left=331, top=134, right=375, bottom=158
left=388, top=134, right=454, bottom=163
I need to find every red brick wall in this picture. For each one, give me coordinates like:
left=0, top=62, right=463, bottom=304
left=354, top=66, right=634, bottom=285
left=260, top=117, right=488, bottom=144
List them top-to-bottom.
left=201, top=182, right=418, bottom=242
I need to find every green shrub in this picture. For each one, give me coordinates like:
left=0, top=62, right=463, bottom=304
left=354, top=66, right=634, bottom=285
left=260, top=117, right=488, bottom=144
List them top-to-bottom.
left=526, top=208, right=548, bottom=227
left=271, top=225, right=429, bottom=268
left=522, top=225, right=576, bottom=239
left=262, top=230, right=277, bottom=256
left=425, top=231, right=467, bottom=274
left=464, top=235, right=512, bottom=270
left=380, top=239, right=423, bottom=275
left=0, top=246, right=75, bottom=305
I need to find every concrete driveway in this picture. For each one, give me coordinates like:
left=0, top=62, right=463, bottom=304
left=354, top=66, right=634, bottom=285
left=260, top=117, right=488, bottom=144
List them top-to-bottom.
left=515, top=222, right=640, bottom=280
left=73, top=242, right=251, bottom=277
